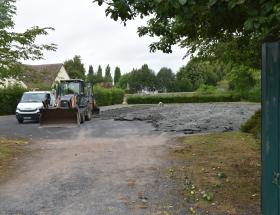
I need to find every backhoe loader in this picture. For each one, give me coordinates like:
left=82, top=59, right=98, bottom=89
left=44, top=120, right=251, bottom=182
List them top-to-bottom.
left=39, top=79, right=99, bottom=126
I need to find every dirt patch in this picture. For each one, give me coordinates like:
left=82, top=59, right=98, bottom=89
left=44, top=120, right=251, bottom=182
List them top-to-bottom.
left=167, top=132, right=260, bottom=215
left=0, top=138, right=29, bottom=179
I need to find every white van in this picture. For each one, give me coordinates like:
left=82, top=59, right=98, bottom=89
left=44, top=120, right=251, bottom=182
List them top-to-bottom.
left=16, top=91, right=55, bottom=123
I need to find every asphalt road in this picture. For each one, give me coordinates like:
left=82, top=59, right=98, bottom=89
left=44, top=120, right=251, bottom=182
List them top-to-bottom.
left=0, top=103, right=259, bottom=215
left=0, top=112, right=185, bottom=214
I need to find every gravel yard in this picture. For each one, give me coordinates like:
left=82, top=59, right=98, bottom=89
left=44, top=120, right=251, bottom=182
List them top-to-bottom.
left=100, top=103, right=260, bottom=134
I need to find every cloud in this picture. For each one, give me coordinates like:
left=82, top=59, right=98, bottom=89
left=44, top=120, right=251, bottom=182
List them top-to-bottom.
left=14, top=0, right=188, bottom=74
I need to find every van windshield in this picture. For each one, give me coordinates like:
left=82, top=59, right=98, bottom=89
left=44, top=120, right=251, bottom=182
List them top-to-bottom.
left=21, top=93, right=47, bottom=103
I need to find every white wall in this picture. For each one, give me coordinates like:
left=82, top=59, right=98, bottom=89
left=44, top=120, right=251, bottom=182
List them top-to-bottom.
left=52, top=65, right=71, bottom=88
left=54, top=66, right=70, bottom=83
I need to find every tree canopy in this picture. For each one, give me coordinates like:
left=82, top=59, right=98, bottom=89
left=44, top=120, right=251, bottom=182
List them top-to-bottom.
left=0, top=0, right=56, bottom=78
left=94, top=0, right=280, bottom=69
left=64, top=55, right=85, bottom=80
left=128, top=64, right=157, bottom=93
left=156, top=67, right=175, bottom=92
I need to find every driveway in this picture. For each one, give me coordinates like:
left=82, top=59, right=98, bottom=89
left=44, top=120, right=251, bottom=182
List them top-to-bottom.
left=0, top=103, right=259, bottom=214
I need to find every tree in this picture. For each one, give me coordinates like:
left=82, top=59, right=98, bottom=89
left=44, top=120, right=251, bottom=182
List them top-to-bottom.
left=0, top=0, right=56, bottom=78
left=94, top=0, right=280, bottom=69
left=64, top=55, right=85, bottom=80
left=177, top=61, right=205, bottom=91
left=104, top=64, right=113, bottom=83
left=128, top=64, right=157, bottom=93
left=87, top=65, right=95, bottom=85
left=96, top=65, right=103, bottom=83
left=227, top=65, right=261, bottom=95
left=114, top=67, right=121, bottom=85
left=157, top=67, right=175, bottom=92
left=117, top=73, right=130, bottom=89
left=173, top=79, right=193, bottom=92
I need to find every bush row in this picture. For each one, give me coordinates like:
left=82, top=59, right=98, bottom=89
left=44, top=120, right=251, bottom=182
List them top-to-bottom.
left=93, top=86, right=124, bottom=106
left=0, top=87, right=26, bottom=115
left=127, top=93, right=241, bottom=104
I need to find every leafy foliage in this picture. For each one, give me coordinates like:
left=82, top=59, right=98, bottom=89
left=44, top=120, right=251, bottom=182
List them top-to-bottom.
left=0, top=0, right=56, bottom=78
left=94, top=0, right=280, bottom=69
left=64, top=55, right=85, bottom=80
left=177, top=58, right=220, bottom=91
left=104, top=64, right=113, bottom=83
left=128, top=64, right=157, bottom=93
left=86, top=65, right=95, bottom=85
left=96, top=65, right=103, bottom=83
left=227, top=65, right=261, bottom=96
left=114, top=66, right=121, bottom=85
left=157, top=67, right=175, bottom=92
left=117, top=73, right=130, bottom=89
left=172, top=79, right=193, bottom=92
left=0, top=86, right=26, bottom=115
left=93, top=86, right=124, bottom=106
left=111, top=87, right=125, bottom=104
left=241, top=109, right=261, bottom=139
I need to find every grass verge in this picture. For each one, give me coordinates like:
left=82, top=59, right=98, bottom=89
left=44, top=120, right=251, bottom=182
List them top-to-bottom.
left=169, top=132, right=260, bottom=214
left=0, top=138, right=29, bottom=177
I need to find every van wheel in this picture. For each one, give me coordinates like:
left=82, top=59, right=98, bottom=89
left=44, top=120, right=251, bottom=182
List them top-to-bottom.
left=17, top=118, right=24, bottom=124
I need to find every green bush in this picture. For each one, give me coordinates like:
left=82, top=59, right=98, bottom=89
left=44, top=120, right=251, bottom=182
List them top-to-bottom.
left=196, top=85, right=220, bottom=95
left=93, top=86, right=124, bottom=106
left=242, top=86, right=261, bottom=102
left=0, top=87, right=26, bottom=115
left=111, top=88, right=125, bottom=105
left=127, top=93, right=241, bottom=104
left=241, top=109, right=261, bottom=139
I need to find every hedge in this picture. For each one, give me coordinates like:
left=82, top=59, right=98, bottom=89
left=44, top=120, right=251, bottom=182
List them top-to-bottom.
left=93, top=86, right=124, bottom=106
left=0, top=87, right=26, bottom=115
left=111, top=88, right=125, bottom=105
left=127, top=93, right=241, bottom=104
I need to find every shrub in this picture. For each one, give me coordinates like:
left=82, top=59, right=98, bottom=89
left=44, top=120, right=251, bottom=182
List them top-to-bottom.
left=196, top=85, right=219, bottom=95
left=93, top=86, right=124, bottom=106
left=93, top=86, right=112, bottom=106
left=242, top=86, right=261, bottom=102
left=0, top=87, right=26, bottom=115
left=111, top=88, right=125, bottom=105
left=127, top=93, right=241, bottom=104
left=241, top=109, right=261, bottom=139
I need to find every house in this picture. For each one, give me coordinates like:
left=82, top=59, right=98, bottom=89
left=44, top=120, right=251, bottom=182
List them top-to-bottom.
left=21, top=63, right=70, bottom=89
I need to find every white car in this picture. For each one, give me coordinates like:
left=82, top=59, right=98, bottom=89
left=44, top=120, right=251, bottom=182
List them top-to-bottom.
left=16, top=91, right=55, bottom=123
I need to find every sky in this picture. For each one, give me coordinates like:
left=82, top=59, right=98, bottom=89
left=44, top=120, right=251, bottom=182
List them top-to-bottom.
left=14, top=0, right=188, bottom=75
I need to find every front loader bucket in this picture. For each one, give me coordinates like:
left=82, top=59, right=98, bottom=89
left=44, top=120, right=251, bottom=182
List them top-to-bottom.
left=40, top=108, right=80, bottom=127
